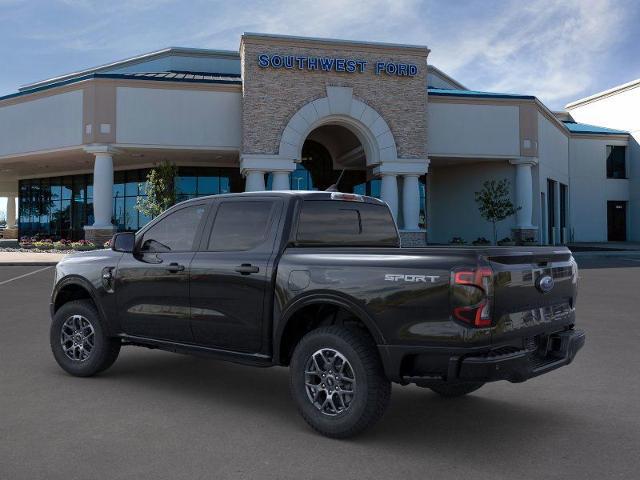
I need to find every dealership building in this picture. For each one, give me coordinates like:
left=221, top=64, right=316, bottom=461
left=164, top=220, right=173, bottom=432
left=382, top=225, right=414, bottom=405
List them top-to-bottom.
left=0, top=33, right=637, bottom=245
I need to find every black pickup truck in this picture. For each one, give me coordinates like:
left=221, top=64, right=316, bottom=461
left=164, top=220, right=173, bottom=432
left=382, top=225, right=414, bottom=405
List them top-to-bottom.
left=50, top=191, right=585, bottom=438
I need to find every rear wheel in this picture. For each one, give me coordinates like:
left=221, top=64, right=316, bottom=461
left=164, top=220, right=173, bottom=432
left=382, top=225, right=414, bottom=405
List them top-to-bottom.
left=50, top=300, right=121, bottom=377
left=289, top=326, right=391, bottom=438
left=429, top=382, right=484, bottom=397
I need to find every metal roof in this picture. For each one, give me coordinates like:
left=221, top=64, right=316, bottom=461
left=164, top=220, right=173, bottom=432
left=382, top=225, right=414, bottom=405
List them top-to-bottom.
left=19, top=47, right=240, bottom=92
left=0, top=71, right=242, bottom=103
left=117, top=71, right=241, bottom=82
left=428, top=87, right=535, bottom=100
left=562, top=121, right=628, bottom=135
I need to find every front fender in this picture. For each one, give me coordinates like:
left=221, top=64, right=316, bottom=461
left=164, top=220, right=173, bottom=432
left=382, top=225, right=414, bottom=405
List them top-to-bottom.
left=51, top=274, right=117, bottom=336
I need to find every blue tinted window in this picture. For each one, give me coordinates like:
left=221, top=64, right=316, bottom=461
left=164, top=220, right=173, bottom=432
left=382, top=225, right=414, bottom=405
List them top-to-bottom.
left=198, top=176, right=218, bottom=195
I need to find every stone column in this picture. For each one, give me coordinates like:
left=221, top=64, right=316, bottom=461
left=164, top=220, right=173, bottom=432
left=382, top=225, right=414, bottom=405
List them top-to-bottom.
left=84, top=146, right=117, bottom=244
left=510, top=157, right=538, bottom=242
left=244, top=170, right=266, bottom=192
left=271, top=171, right=290, bottom=190
left=380, top=174, right=398, bottom=220
left=401, top=174, right=421, bottom=231
left=6, top=195, right=16, bottom=229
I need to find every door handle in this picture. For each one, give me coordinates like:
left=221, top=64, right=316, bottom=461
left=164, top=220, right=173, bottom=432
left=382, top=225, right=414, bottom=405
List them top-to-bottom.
left=166, top=262, right=185, bottom=273
left=234, top=264, right=260, bottom=275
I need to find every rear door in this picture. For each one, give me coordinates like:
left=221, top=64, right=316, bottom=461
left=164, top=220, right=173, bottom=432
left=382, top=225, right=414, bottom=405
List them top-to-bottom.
left=189, top=197, right=284, bottom=353
left=486, top=248, right=577, bottom=343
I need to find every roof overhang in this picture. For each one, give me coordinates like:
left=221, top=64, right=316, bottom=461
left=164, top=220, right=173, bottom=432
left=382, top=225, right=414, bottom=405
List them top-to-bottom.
left=19, top=47, right=240, bottom=93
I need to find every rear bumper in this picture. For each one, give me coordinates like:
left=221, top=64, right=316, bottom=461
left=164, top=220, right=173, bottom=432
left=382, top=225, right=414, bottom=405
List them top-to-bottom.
left=379, top=328, right=586, bottom=385
left=456, top=329, right=585, bottom=383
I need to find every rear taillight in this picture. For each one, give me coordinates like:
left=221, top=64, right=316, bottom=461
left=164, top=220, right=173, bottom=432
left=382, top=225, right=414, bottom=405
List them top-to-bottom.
left=451, top=266, right=494, bottom=328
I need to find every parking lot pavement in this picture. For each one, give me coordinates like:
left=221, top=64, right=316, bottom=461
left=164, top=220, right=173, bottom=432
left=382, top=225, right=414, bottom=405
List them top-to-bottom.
left=1, top=260, right=640, bottom=480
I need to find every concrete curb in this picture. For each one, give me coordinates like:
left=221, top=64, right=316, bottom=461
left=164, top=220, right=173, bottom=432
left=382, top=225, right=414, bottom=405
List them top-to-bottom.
left=572, top=250, right=640, bottom=257
left=0, top=262, right=59, bottom=266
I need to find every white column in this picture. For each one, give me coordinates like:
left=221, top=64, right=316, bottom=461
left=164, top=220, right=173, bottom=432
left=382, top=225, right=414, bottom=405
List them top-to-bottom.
left=92, top=152, right=114, bottom=228
left=511, top=159, right=536, bottom=228
left=245, top=170, right=265, bottom=192
left=271, top=171, right=290, bottom=190
left=380, top=174, right=399, bottom=221
left=401, top=175, right=420, bottom=231
left=6, top=195, right=17, bottom=229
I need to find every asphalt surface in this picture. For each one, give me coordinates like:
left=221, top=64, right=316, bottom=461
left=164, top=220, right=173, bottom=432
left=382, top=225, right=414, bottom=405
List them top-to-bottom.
left=1, top=255, right=639, bottom=480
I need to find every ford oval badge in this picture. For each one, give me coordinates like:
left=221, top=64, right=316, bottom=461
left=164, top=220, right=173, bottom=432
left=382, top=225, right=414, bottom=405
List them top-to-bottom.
left=536, top=275, right=554, bottom=293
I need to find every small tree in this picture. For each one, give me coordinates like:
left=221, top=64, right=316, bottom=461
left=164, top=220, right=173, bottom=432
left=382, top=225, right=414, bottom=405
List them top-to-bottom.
left=136, top=161, right=178, bottom=218
left=474, top=179, right=520, bottom=245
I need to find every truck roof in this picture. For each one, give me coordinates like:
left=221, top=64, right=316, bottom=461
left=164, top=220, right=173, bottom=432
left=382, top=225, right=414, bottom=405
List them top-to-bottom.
left=178, top=190, right=387, bottom=205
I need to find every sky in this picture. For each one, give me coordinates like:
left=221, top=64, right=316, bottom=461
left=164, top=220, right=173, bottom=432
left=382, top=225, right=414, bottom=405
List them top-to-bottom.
left=1, top=0, right=640, bottom=214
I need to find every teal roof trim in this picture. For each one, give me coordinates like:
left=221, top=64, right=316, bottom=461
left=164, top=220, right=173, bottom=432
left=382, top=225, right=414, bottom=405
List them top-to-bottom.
left=0, top=72, right=242, bottom=103
left=428, top=87, right=535, bottom=100
left=562, top=121, right=628, bottom=135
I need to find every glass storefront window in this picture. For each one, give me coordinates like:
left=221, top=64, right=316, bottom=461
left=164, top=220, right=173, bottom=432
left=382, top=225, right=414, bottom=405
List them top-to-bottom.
left=18, top=166, right=241, bottom=240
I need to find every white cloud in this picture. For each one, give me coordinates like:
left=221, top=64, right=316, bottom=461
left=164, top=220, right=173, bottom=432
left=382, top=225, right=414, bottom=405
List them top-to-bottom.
left=2, top=0, right=634, bottom=108
left=425, top=0, right=628, bottom=107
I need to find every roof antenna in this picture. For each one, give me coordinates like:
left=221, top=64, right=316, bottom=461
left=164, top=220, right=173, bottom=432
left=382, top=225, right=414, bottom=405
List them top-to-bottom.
left=325, top=169, right=346, bottom=192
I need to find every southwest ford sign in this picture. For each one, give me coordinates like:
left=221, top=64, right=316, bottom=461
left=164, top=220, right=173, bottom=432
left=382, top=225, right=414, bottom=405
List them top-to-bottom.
left=257, top=54, right=418, bottom=77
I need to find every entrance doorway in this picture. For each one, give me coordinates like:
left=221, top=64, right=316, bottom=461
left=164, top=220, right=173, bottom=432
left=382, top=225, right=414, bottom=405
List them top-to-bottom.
left=294, top=124, right=372, bottom=193
left=607, top=201, right=627, bottom=241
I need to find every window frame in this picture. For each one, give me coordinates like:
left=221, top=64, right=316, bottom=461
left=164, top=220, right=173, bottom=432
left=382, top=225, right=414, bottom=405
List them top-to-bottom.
left=135, top=201, right=211, bottom=254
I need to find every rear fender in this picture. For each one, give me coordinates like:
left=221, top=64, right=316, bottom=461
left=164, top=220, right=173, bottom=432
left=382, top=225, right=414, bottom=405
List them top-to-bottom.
left=273, top=291, right=385, bottom=365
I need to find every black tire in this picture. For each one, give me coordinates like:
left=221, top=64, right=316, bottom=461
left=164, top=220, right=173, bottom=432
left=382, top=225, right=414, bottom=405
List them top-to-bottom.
left=50, top=300, right=121, bottom=377
left=289, top=326, right=391, bottom=438
left=429, top=382, right=484, bottom=398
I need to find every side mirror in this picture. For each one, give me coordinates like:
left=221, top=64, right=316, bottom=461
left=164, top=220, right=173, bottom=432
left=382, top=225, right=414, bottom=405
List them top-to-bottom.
left=111, top=232, right=136, bottom=253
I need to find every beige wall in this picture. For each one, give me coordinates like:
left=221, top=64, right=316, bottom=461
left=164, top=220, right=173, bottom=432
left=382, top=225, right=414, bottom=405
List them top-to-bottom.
left=240, top=35, right=428, bottom=159
left=115, top=86, right=242, bottom=148
left=0, top=90, right=83, bottom=157
left=427, top=102, right=520, bottom=157
left=569, top=137, right=630, bottom=241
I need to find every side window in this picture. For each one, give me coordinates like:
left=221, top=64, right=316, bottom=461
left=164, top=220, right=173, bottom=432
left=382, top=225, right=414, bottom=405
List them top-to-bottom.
left=606, top=145, right=626, bottom=179
left=296, top=200, right=398, bottom=246
left=207, top=201, right=275, bottom=251
left=140, top=204, right=206, bottom=253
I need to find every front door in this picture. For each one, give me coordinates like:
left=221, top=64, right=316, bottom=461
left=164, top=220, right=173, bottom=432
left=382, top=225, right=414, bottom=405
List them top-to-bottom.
left=189, top=197, right=284, bottom=353
left=607, top=201, right=627, bottom=241
left=116, top=202, right=209, bottom=342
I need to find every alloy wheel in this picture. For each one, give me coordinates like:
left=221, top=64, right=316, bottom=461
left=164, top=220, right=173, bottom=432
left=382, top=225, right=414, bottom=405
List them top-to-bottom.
left=60, top=315, right=95, bottom=362
left=304, top=348, right=356, bottom=416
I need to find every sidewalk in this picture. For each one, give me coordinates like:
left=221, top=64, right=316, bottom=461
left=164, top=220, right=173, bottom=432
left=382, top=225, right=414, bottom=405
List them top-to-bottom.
left=568, top=242, right=640, bottom=252
left=0, top=251, right=67, bottom=266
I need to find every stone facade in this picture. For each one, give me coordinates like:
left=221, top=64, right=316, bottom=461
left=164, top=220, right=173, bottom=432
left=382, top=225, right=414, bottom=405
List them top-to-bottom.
left=240, top=34, right=429, bottom=160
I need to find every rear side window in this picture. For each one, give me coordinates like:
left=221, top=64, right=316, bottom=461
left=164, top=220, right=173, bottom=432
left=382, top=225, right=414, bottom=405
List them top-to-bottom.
left=296, top=200, right=399, bottom=246
left=207, top=201, right=276, bottom=251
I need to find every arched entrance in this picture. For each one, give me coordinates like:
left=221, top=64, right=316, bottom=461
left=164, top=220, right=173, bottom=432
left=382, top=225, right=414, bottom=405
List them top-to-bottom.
left=244, top=86, right=428, bottom=230
left=297, top=125, right=368, bottom=193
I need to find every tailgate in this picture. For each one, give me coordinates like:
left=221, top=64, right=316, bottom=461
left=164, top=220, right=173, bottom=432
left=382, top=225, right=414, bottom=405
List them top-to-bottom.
left=485, top=248, right=578, bottom=344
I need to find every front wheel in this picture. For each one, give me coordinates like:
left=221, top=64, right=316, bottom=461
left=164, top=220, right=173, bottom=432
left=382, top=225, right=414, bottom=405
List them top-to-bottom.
left=50, top=300, right=121, bottom=377
left=289, top=326, right=391, bottom=438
